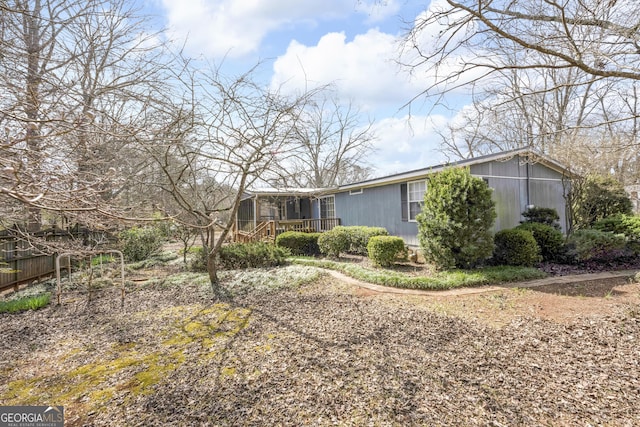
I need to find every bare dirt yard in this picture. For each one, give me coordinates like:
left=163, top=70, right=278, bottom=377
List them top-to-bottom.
left=1, top=260, right=639, bottom=426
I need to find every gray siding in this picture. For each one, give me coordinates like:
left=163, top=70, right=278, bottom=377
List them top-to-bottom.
left=333, top=153, right=570, bottom=247
left=335, top=184, right=420, bottom=245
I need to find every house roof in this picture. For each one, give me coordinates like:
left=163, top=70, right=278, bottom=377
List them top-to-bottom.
left=337, top=147, right=573, bottom=191
left=245, top=148, right=573, bottom=197
left=242, top=187, right=331, bottom=199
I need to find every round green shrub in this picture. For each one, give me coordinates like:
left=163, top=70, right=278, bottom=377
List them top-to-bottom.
left=521, top=207, right=561, bottom=229
left=516, top=222, right=564, bottom=262
left=119, top=226, right=164, bottom=262
left=346, top=226, right=389, bottom=255
left=318, top=227, right=350, bottom=258
left=493, top=228, right=541, bottom=267
left=565, top=229, right=627, bottom=262
left=276, top=231, right=321, bottom=256
left=367, top=236, right=407, bottom=267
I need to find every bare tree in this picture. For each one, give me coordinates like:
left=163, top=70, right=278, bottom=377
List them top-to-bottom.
left=0, top=0, right=169, bottom=241
left=405, top=0, right=640, bottom=178
left=141, top=63, right=312, bottom=294
left=272, top=94, right=376, bottom=188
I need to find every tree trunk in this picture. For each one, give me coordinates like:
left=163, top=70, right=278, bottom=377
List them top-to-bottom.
left=206, top=251, right=223, bottom=298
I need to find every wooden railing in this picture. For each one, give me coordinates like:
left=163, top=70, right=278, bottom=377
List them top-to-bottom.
left=234, top=218, right=341, bottom=243
left=277, top=218, right=340, bottom=233
left=235, top=221, right=277, bottom=243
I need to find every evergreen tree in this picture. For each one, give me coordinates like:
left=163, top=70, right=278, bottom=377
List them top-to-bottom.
left=416, top=167, right=496, bottom=269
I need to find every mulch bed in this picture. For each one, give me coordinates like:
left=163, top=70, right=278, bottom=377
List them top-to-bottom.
left=1, top=274, right=639, bottom=426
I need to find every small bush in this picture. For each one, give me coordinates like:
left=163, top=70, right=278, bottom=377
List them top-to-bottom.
left=521, top=207, right=561, bottom=229
left=592, top=214, right=640, bottom=239
left=516, top=222, right=564, bottom=262
left=119, top=226, right=164, bottom=262
left=318, top=227, right=350, bottom=258
left=493, top=229, right=541, bottom=267
left=565, top=229, right=627, bottom=263
left=276, top=232, right=321, bottom=256
left=367, top=236, right=407, bottom=267
left=218, top=242, right=290, bottom=269
left=188, top=246, right=208, bottom=272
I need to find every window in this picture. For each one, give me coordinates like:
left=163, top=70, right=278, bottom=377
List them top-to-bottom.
left=407, top=180, right=426, bottom=221
left=349, top=188, right=363, bottom=195
left=320, top=196, right=335, bottom=219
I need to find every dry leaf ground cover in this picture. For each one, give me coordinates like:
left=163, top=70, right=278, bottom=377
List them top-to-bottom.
left=1, top=257, right=639, bottom=426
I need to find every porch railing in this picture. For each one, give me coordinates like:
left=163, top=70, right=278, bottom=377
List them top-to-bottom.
left=234, top=218, right=340, bottom=243
left=277, top=218, right=340, bottom=233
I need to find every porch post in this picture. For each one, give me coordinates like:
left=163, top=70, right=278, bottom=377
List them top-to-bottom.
left=253, top=196, right=258, bottom=229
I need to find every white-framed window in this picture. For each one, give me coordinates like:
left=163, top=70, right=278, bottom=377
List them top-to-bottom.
left=408, top=180, right=426, bottom=221
left=349, top=188, right=363, bottom=195
left=320, top=196, right=335, bottom=219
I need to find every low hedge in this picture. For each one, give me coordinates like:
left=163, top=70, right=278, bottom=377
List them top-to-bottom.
left=318, top=226, right=389, bottom=257
left=565, top=229, right=627, bottom=262
left=276, top=231, right=321, bottom=256
left=367, top=235, right=407, bottom=267
left=218, top=242, right=290, bottom=269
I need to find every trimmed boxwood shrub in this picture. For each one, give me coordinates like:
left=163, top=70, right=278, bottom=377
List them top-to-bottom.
left=516, top=222, right=564, bottom=262
left=119, top=226, right=164, bottom=262
left=318, top=226, right=391, bottom=258
left=346, top=226, right=389, bottom=255
left=318, top=227, right=351, bottom=258
left=493, top=228, right=541, bottom=267
left=565, top=229, right=627, bottom=263
left=276, top=231, right=321, bottom=256
left=367, top=236, right=407, bottom=267
left=218, top=242, right=290, bottom=269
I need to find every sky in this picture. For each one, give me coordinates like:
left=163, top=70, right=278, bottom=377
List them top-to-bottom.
left=146, top=0, right=460, bottom=178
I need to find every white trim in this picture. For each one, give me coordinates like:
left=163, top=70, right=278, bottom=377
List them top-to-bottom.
left=338, top=148, right=572, bottom=191
left=473, top=174, right=565, bottom=182
left=407, top=179, right=426, bottom=222
left=349, top=188, right=363, bottom=195
left=319, top=195, right=336, bottom=219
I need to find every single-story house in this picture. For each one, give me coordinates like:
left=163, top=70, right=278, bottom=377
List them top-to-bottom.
left=236, top=148, right=572, bottom=246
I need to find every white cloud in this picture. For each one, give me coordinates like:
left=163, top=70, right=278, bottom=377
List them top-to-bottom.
left=159, top=0, right=401, bottom=58
left=271, top=29, right=423, bottom=110
left=368, top=114, right=449, bottom=177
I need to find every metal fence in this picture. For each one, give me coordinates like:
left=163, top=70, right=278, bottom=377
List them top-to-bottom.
left=0, top=227, right=110, bottom=293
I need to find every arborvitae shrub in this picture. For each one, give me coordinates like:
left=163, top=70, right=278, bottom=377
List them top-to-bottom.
left=416, top=167, right=496, bottom=269
left=516, top=222, right=564, bottom=262
left=119, top=226, right=164, bottom=262
left=493, top=229, right=541, bottom=267
left=565, top=229, right=627, bottom=263
left=276, top=231, right=321, bottom=256
left=367, top=236, right=407, bottom=267
left=218, top=242, right=289, bottom=269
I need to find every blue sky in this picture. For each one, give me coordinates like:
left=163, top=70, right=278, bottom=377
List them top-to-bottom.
left=145, top=0, right=461, bottom=177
